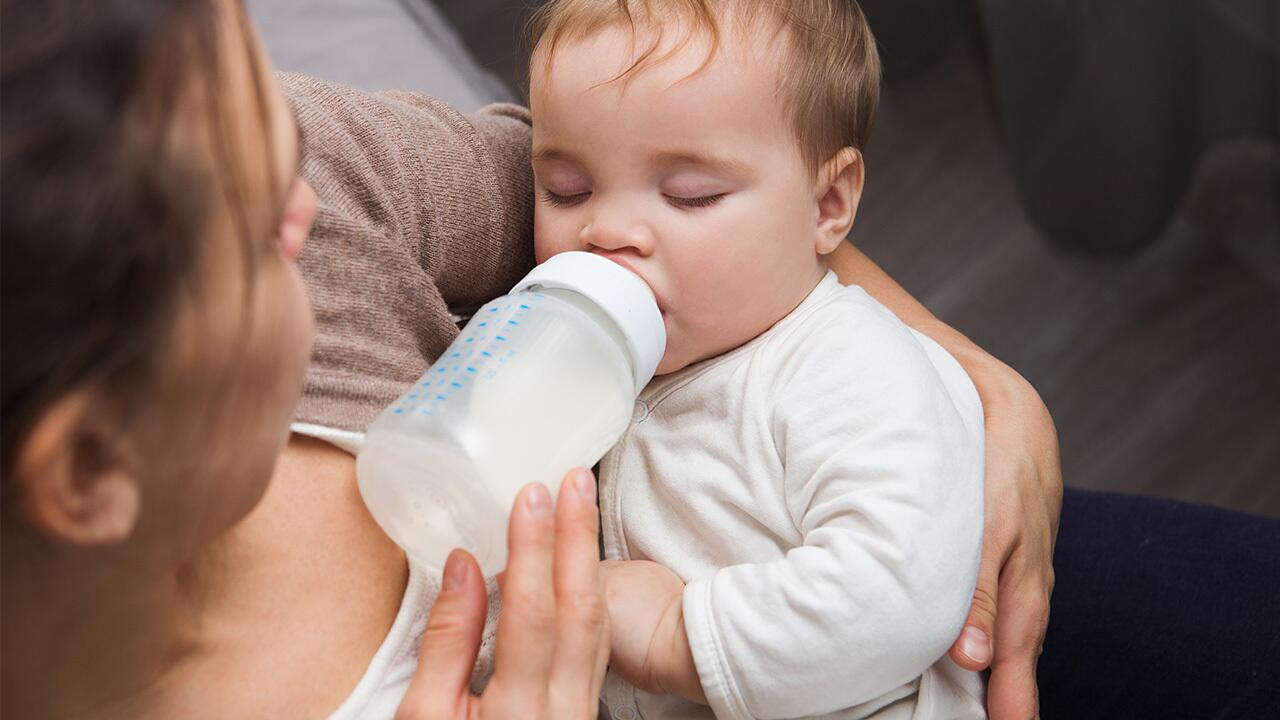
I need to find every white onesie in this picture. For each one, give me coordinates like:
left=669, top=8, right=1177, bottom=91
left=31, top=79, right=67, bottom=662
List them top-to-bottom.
left=598, top=271, right=988, bottom=720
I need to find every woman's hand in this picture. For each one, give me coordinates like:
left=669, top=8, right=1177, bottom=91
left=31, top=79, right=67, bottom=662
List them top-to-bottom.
left=945, top=348, right=1063, bottom=720
left=396, top=468, right=610, bottom=720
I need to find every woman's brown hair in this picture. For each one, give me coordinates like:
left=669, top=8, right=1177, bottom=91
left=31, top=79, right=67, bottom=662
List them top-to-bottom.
left=1, top=0, right=280, bottom=477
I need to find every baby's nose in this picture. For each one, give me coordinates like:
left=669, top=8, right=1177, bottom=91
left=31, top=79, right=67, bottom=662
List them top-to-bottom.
left=578, top=217, right=655, bottom=256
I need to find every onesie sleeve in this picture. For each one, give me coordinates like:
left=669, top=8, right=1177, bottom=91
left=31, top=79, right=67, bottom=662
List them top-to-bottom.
left=281, top=73, right=536, bottom=432
left=682, top=307, right=985, bottom=719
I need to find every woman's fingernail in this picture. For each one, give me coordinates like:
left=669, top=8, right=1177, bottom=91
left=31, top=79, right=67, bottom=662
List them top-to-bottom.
left=575, top=468, right=596, bottom=502
left=526, top=483, right=552, bottom=517
left=442, top=549, right=468, bottom=592
left=960, top=626, right=992, bottom=665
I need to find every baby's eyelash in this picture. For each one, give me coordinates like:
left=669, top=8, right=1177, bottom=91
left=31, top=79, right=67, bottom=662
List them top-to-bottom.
left=541, top=190, right=590, bottom=207
left=666, top=193, right=726, bottom=209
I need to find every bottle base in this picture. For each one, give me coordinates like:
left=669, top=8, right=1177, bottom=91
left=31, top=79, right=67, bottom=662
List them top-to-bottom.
left=357, top=435, right=510, bottom=574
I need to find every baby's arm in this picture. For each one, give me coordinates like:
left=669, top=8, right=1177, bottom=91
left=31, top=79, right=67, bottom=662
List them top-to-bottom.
left=608, top=310, right=985, bottom=718
left=601, top=559, right=706, bottom=703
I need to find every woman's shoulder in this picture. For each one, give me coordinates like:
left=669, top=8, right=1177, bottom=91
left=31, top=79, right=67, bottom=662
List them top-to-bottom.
left=269, top=434, right=503, bottom=719
left=326, top=563, right=430, bottom=719
left=327, top=563, right=504, bottom=719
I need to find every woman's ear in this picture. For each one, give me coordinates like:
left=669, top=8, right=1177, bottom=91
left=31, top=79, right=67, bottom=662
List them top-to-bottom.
left=814, top=147, right=865, bottom=256
left=10, top=391, right=142, bottom=546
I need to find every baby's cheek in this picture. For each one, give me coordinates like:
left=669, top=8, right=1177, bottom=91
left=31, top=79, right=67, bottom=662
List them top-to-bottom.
left=532, top=215, right=580, bottom=263
left=531, top=227, right=562, bottom=263
left=532, top=233, right=554, bottom=263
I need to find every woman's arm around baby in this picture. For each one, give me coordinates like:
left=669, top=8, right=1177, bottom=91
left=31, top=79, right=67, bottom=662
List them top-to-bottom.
left=829, top=242, right=1062, bottom=720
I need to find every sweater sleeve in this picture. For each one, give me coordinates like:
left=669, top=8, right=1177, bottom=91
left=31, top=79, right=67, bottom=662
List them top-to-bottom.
left=280, top=73, right=536, bottom=432
left=682, top=307, right=985, bottom=720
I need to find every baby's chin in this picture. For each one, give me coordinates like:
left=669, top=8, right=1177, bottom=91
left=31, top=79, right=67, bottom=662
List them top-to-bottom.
left=653, top=344, right=695, bottom=376
left=653, top=358, right=688, bottom=376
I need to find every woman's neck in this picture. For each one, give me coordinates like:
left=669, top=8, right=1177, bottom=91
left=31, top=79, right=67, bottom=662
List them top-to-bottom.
left=3, top=436, right=410, bottom=719
left=1, top=531, right=220, bottom=720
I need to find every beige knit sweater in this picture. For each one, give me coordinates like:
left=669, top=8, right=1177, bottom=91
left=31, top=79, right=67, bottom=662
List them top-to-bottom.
left=283, top=72, right=536, bottom=433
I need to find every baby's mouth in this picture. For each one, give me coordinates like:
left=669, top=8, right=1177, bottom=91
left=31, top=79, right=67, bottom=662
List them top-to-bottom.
left=590, top=251, right=667, bottom=315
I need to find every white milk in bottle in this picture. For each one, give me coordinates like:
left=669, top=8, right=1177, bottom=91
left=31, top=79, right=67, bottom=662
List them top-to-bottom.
left=357, top=252, right=665, bottom=574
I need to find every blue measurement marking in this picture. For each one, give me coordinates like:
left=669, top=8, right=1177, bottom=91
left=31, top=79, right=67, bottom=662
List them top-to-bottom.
left=520, top=304, right=530, bottom=309
left=489, top=307, right=497, bottom=313
left=507, top=320, right=519, bottom=325
left=478, top=322, right=487, bottom=327
left=496, top=336, right=506, bottom=341
left=465, top=337, right=474, bottom=343
left=481, top=351, right=491, bottom=357
left=450, top=352, right=461, bottom=358
left=466, top=367, right=476, bottom=373
left=436, top=368, right=446, bottom=374
left=451, top=381, right=462, bottom=388
left=409, top=394, right=418, bottom=400
left=436, top=395, right=446, bottom=401
left=394, top=408, right=404, bottom=414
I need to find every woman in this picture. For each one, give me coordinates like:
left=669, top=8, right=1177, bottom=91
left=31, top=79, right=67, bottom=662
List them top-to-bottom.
left=1, top=0, right=1061, bottom=718
left=3, top=1, right=607, bottom=717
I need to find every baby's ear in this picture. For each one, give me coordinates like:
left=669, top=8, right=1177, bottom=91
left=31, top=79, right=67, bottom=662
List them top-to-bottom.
left=814, top=147, right=864, bottom=256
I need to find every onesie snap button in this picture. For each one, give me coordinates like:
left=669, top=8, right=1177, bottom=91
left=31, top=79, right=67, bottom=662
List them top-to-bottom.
left=631, top=399, right=650, bottom=423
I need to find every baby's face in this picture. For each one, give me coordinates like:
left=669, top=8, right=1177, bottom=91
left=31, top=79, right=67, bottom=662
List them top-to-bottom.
left=530, top=23, right=828, bottom=374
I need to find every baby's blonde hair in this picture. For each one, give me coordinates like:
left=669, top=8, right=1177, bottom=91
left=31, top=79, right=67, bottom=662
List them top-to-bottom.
left=528, top=0, right=881, bottom=170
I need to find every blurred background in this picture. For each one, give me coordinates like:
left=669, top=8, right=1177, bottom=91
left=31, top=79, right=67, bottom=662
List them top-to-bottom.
left=249, top=0, right=1280, bottom=517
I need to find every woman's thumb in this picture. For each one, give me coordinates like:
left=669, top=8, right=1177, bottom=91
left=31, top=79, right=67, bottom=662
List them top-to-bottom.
left=397, top=550, right=487, bottom=720
left=950, top=562, right=998, bottom=671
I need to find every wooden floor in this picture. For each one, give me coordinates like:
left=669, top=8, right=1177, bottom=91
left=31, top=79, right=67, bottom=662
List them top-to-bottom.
left=445, top=3, right=1280, bottom=518
left=855, top=42, right=1280, bottom=518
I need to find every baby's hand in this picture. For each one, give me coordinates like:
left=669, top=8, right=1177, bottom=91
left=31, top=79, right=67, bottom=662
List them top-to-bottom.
left=601, top=560, right=707, bottom=705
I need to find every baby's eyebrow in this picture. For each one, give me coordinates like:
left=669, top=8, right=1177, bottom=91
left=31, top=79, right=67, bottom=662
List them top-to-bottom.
left=532, top=147, right=579, bottom=164
left=652, top=150, right=753, bottom=178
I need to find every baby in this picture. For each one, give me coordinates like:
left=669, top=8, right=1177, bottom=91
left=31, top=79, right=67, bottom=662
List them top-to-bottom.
left=527, top=1, right=986, bottom=718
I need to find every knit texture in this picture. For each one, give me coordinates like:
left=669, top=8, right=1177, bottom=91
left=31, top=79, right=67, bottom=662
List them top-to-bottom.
left=282, top=73, right=536, bottom=433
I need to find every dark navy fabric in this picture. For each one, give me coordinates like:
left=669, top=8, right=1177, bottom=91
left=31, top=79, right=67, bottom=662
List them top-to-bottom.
left=1040, top=488, right=1280, bottom=719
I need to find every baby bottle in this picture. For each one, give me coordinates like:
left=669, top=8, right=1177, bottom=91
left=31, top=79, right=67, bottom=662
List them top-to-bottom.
left=356, top=251, right=665, bottom=575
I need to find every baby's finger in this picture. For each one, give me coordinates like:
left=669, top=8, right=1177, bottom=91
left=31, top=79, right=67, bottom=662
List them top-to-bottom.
left=548, top=469, right=610, bottom=713
left=491, top=483, right=558, bottom=704
left=398, top=550, right=486, bottom=720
